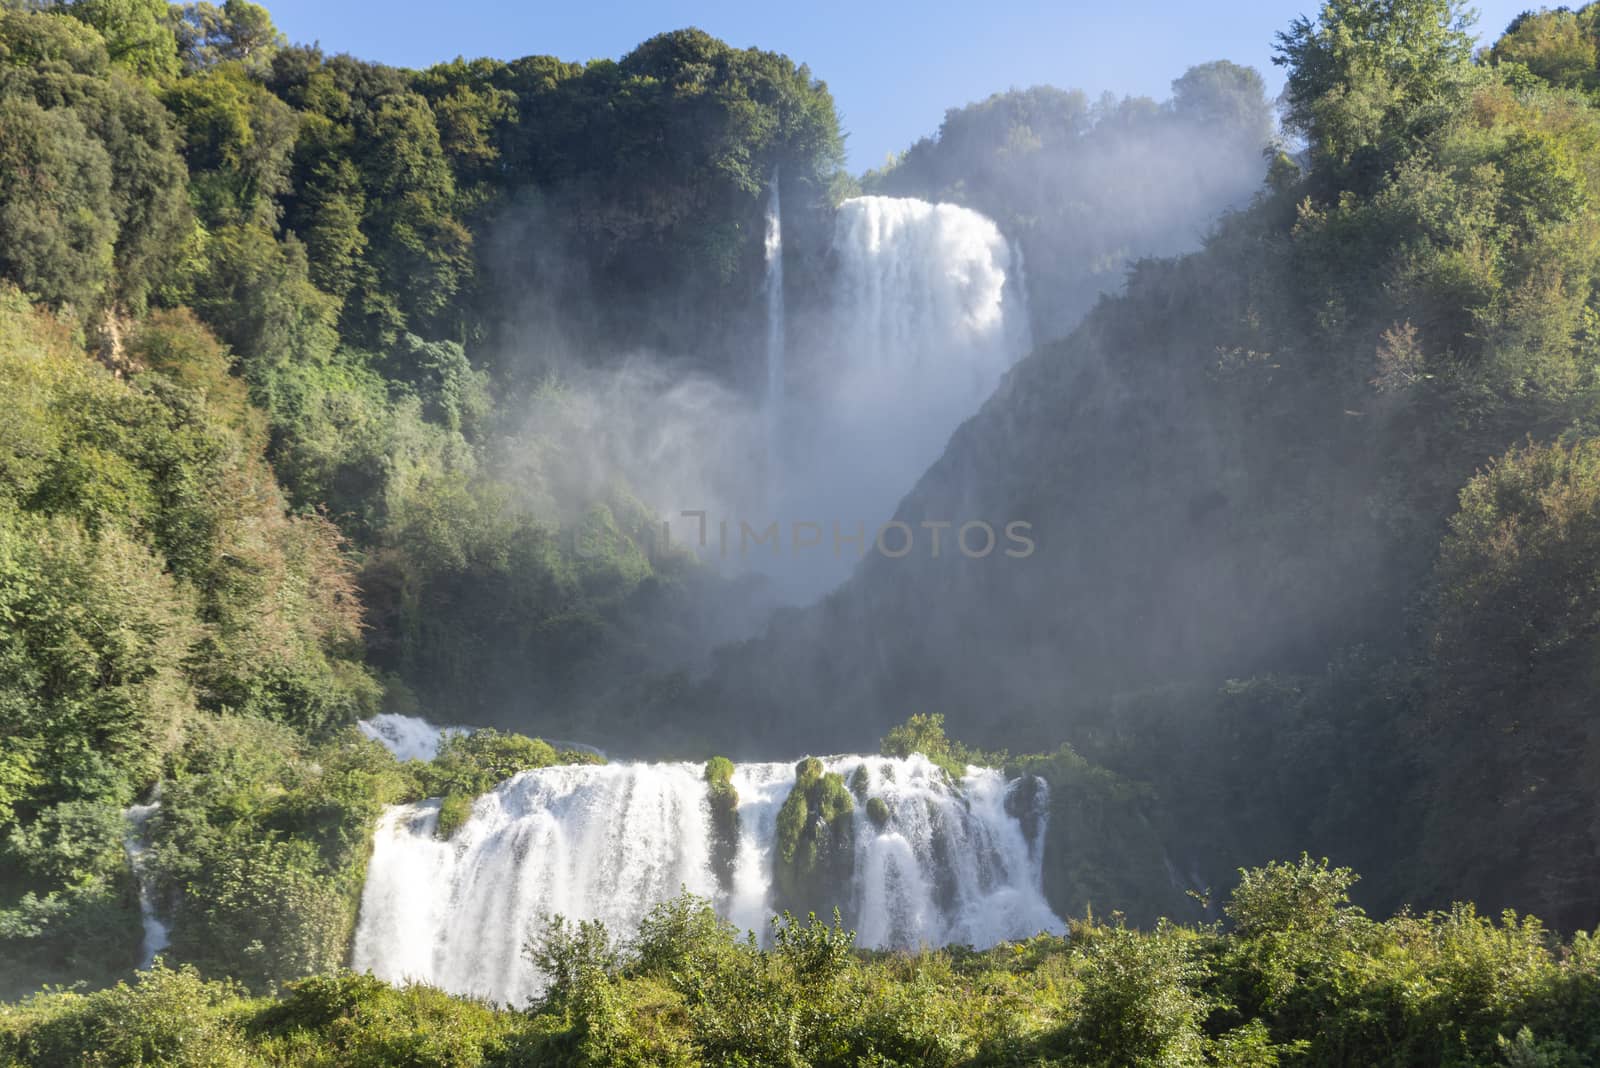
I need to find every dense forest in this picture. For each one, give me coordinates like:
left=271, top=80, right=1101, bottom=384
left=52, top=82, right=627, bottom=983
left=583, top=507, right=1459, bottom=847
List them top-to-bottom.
left=3, top=0, right=1600, bottom=1062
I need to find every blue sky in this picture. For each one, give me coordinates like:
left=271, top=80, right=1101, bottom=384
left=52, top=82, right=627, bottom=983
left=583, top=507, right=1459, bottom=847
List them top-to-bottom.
left=261, top=1, right=1534, bottom=173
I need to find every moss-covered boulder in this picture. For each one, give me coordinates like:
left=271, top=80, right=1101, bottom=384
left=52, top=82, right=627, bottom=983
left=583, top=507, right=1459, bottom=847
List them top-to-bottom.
left=705, top=756, right=739, bottom=891
left=774, top=757, right=855, bottom=917
left=866, top=796, right=890, bottom=829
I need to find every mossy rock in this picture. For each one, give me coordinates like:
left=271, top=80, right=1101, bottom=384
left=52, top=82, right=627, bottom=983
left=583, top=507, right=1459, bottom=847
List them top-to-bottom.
left=705, top=757, right=740, bottom=891
left=774, top=758, right=855, bottom=918
left=848, top=765, right=870, bottom=801
left=1004, top=774, right=1048, bottom=848
left=866, top=796, right=890, bottom=829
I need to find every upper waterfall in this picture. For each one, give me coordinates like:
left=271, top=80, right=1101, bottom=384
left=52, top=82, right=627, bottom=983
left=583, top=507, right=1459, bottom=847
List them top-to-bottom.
left=767, top=195, right=1031, bottom=599
left=352, top=753, right=1061, bottom=1006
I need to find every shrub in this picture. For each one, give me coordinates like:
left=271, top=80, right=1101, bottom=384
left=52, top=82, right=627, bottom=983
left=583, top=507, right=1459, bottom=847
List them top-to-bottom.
left=435, top=791, right=473, bottom=840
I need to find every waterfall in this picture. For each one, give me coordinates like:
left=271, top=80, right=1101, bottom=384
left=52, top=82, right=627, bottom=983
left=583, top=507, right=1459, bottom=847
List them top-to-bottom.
left=764, top=170, right=784, bottom=500
left=769, top=196, right=1031, bottom=599
left=818, top=196, right=1031, bottom=489
left=359, top=713, right=462, bottom=762
left=358, top=714, right=604, bottom=762
left=352, top=754, right=1061, bottom=1005
left=121, top=796, right=169, bottom=968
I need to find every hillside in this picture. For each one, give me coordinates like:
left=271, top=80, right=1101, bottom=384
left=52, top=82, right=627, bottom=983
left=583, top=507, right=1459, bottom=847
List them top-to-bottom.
left=683, top=0, right=1600, bottom=932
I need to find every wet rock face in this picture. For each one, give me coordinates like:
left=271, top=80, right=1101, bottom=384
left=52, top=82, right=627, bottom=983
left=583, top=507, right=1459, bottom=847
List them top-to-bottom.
left=1005, top=774, right=1048, bottom=856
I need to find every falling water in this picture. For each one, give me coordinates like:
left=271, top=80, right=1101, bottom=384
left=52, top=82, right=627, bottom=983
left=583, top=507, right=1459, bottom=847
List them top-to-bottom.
left=764, top=170, right=785, bottom=500
left=770, top=196, right=1031, bottom=599
left=359, top=713, right=462, bottom=762
left=352, top=753, right=1060, bottom=1005
left=840, top=756, right=1056, bottom=949
left=725, top=760, right=797, bottom=936
left=121, top=795, right=169, bottom=968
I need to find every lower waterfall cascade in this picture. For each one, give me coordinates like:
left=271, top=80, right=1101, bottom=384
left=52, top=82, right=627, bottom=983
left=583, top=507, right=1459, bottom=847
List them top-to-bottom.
left=351, top=752, right=1062, bottom=1006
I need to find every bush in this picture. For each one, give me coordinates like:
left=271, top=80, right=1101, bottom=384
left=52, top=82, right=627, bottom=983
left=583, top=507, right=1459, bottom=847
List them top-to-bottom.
left=880, top=713, right=1002, bottom=779
left=418, top=730, right=563, bottom=799
left=435, top=791, right=473, bottom=840
left=1, top=864, right=1597, bottom=1066
left=7, top=963, right=253, bottom=1068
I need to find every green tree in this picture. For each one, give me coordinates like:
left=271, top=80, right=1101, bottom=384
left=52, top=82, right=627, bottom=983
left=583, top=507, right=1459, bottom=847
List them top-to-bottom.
left=64, top=0, right=178, bottom=80
left=173, top=0, right=284, bottom=76
left=1275, top=0, right=1476, bottom=164
left=1488, top=8, right=1600, bottom=90
left=0, top=10, right=190, bottom=313
left=0, top=98, right=116, bottom=310
left=1422, top=439, right=1600, bottom=926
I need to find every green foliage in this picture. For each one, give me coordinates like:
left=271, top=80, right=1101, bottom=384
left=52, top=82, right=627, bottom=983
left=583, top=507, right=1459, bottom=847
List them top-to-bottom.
left=65, top=0, right=180, bottom=81
left=1275, top=0, right=1477, bottom=165
left=173, top=1, right=285, bottom=77
left=1489, top=7, right=1600, bottom=92
left=0, top=9, right=190, bottom=314
left=0, top=96, right=116, bottom=312
left=126, top=307, right=265, bottom=444
left=1419, top=438, right=1600, bottom=926
left=880, top=713, right=1001, bottom=779
left=148, top=716, right=405, bottom=990
left=416, top=729, right=570, bottom=799
left=703, top=755, right=733, bottom=787
left=703, top=757, right=738, bottom=891
left=773, top=757, right=855, bottom=916
left=434, top=791, right=472, bottom=841
left=865, top=795, right=889, bottom=829
left=1226, top=855, right=1360, bottom=938
left=7, top=868, right=1597, bottom=1066
left=629, top=891, right=741, bottom=988
left=523, top=913, right=620, bottom=1013
left=1057, top=921, right=1211, bottom=1067
left=2, top=963, right=252, bottom=1067
left=254, top=971, right=519, bottom=1067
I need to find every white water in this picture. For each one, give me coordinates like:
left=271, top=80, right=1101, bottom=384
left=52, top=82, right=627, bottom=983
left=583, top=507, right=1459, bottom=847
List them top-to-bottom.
left=764, top=170, right=784, bottom=500
left=770, top=196, right=1031, bottom=599
left=359, top=713, right=462, bottom=762
left=359, top=714, right=606, bottom=763
left=352, top=754, right=1060, bottom=1005
left=121, top=797, right=169, bottom=968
